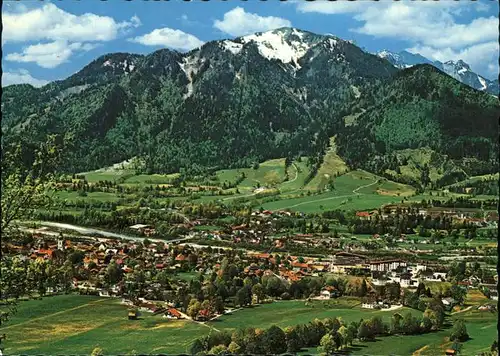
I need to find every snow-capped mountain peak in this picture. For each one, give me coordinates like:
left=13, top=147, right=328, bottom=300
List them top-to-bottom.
left=238, top=28, right=316, bottom=68
left=377, top=50, right=497, bottom=95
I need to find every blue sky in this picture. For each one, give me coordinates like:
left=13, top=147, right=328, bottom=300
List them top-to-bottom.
left=2, top=0, right=498, bottom=87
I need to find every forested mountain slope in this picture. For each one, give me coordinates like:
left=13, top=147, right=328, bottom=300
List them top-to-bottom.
left=2, top=28, right=498, bottom=188
left=336, top=65, right=499, bottom=188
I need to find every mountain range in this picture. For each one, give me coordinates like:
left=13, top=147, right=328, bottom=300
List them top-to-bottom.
left=2, top=27, right=499, bottom=188
left=376, top=50, right=498, bottom=95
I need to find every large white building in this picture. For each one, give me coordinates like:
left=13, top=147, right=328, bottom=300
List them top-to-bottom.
left=370, top=259, right=407, bottom=273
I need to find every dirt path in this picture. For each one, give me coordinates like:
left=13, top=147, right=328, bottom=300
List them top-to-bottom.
left=352, top=180, right=379, bottom=194
left=1, top=299, right=107, bottom=330
left=451, top=305, right=473, bottom=315
left=413, top=345, right=429, bottom=356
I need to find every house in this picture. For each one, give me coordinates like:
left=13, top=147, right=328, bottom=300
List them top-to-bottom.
left=356, top=211, right=371, bottom=219
left=175, top=254, right=187, bottom=262
left=372, top=278, right=389, bottom=286
left=320, top=287, right=340, bottom=299
left=99, top=289, right=111, bottom=297
left=442, top=297, right=457, bottom=310
left=166, top=308, right=183, bottom=319
left=197, top=309, right=211, bottom=321
left=445, top=349, right=457, bottom=356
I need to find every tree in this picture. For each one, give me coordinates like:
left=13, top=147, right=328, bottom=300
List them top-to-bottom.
left=1, top=136, right=59, bottom=237
left=1, top=138, right=60, bottom=324
left=68, top=251, right=86, bottom=265
left=106, top=261, right=122, bottom=285
left=359, top=279, right=368, bottom=297
left=416, top=282, right=426, bottom=296
left=217, top=283, right=229, bottom=301
left=251, top=283, right=265, bottom=304
left=450, top=284, right=467, bottom=305
left=236, top=287, right=251, bottom=307
left=212, top=296, right=225, bottom=314
left=187, top=299, right=202, bottom=319
left=402, top=312, right=420, bottom=335
left=390, top=313, right=403, bottom=334
left=420, top=316, right=433, bottom=333
left=450, top=319, right=469, bottom=342
left=357, top=321, right=371, bottom=341
left=346, top=322, right=358, bottom=346
left=338, top=325, right=351, bottom=348
left=263, top=326, right=287, bottom=354
left=284, top=327, right=302, bottom=353
left=318, top=333, right=336, bottom=355
left=190, top=339, right=204, bottom=355
left=227, top=341, right=241, bottom=354
left=208, top=344, right=228, bottom=355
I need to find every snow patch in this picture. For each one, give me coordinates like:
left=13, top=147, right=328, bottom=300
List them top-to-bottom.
left=292, top=28, right=305, bottom=40
left=241, top=30, right=311, bottom=69
left=222, top=40, right=243, bottom=55
left=179, top=56, right=202, bottom=99
left=103, top=60, right=112, bottom=67
left=458, top=67, right=467, bottom=75
left=478, top=76, right=487, bottom=90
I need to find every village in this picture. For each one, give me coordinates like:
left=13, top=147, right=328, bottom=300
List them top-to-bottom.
left=4, top=202, right=497, bottom=326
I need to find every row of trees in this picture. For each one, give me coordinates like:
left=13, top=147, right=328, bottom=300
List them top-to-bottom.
left=191, top=307, right=454, bottom=355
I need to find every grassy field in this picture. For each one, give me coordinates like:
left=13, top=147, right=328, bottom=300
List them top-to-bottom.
left=304, top=137, right=349, bottom=192
left=65, top=157, right=494, bottom=216
left=81, top=169, right=135, bottom=183
left=259, top=170, right=415, bottom=213
left=1, top=295, right=208, bottom=355
left=2, top=295, right=423, bottom=355
left=209, top=299, right=419, bottom=332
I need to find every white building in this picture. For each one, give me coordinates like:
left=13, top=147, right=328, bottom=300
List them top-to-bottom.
left=370, top=260, right=407, bottom=272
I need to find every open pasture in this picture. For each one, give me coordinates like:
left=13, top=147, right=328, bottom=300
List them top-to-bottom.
left=2, top=295, right=424, bottom=355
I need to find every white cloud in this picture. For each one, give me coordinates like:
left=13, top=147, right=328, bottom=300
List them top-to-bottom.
left=296, top=0, right=498, bottom=79
left=3, top=3, right=141, bottom=43
left=352, top=5, right=497, bottom=49
left=213, top=7, right=292, bottom=37
left=129, top=28, right=204, bottom=51
left=6, top=40, right=96, bottom=68
left=2, top=69, right=49, bottom=87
